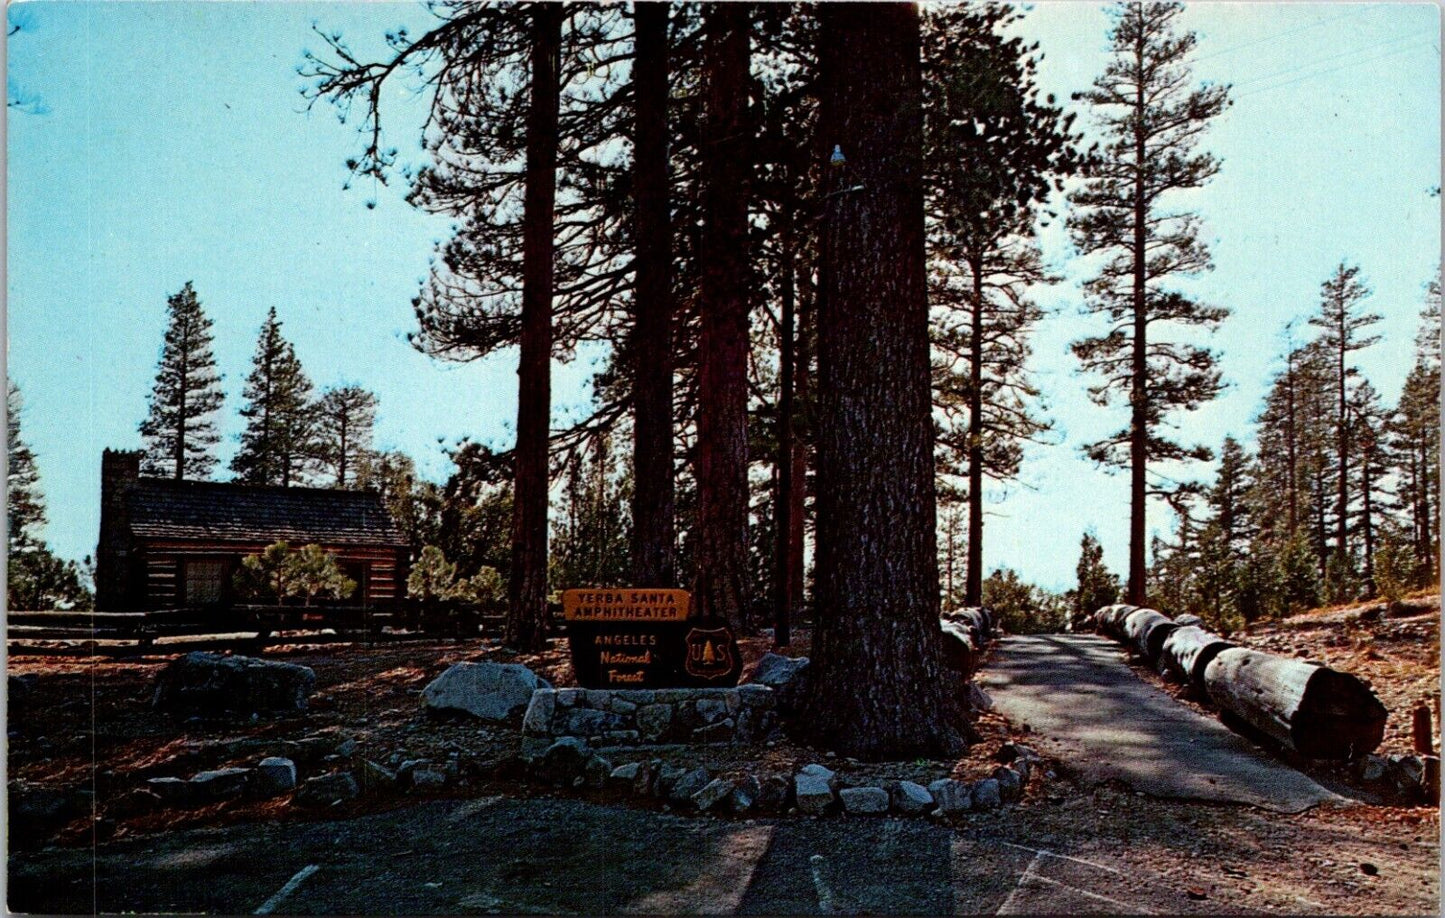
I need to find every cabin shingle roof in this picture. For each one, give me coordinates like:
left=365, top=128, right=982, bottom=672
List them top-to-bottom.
left=126, top=478, right=406, bottom=547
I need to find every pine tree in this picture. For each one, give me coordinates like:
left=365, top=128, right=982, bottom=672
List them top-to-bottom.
left=629, top=0, right=677, bottom=590
left=809, top=2, right=965, bottom=759
left=1068, top=2, right=1231, bottom=605
left=693, top=3, right=753, bottom=633
left=922, top=5, right=1080, bottom=606
left=1308, top=262, right=1380, bottom=574
left=1389, top=275, right=1441, bottom=582
left=138, top=282, right=225, bottom=480
left=231, top=307, right=316, bottom=487
left=7, top=378, right=45, bottom=553
left=6, top=379, right=92, bottom=610
left=314, top=385, right=378, bottom=488
left=551, top=431, right=631, bottom=590
left=1073, top=530, right=1120, bottom=619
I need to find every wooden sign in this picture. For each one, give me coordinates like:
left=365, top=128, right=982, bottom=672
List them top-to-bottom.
left=561, top=589, right=741, bottom=689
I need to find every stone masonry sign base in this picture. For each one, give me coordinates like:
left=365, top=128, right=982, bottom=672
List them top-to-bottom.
left=521, top=685, right=777, bottom=759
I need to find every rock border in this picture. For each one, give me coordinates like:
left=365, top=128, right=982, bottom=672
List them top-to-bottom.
left=523, top=736, right=1046, bottom=821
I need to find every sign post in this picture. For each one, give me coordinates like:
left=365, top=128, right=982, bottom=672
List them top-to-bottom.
left=561, top=589, right=741, bottom=689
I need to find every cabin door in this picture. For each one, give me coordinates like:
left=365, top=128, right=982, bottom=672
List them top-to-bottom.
left=184, top=559, right=227, bottom=607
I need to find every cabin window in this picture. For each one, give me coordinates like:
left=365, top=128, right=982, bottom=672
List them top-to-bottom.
left=183, top=558, right=228, bottom=607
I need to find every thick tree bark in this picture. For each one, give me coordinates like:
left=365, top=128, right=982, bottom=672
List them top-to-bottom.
left=630, top=1, right=676, bottom=588
left=809, top=2, right=966, bottom=760
left=506, top=3, right=562, bottom=652
left=695, top=3, right=751, bottom=631
left=1127, top=34, right=1148, bottom=606
left=773, top=232, right=796, bottom=647
left=965, top=252, right=985, bottom=606
left=789, top=262, right=813, bottom=626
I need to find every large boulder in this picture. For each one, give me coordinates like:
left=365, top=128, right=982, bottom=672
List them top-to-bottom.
left=153, top=653, right=315, bottom=718
left=745, top=653, right=810, bottom=716
left=423, top=662, right=550, bottom=723
left=794, top=764, right=836, bottom=815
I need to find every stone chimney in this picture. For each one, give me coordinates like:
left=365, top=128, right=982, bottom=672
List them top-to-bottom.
left=95, top=449, right=141, bottom=610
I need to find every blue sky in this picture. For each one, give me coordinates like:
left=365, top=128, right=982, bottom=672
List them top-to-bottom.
left=6, top=2, right=1440, bottom=591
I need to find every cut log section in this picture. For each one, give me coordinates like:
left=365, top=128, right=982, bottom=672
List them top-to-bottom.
left=1094, top=604, right=1139, bottom=639
left=1121, top=608, right=1177, bottom=663
left=1174, top=613, right=1204, bottom=628
left=939, top=620, right=977, bottom=677
left=1160, top=625, right=1235, bottom=693
left=1203, top=647, right=1388, bottom=759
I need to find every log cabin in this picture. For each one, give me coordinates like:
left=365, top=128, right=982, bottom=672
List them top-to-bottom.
left=95, top=449, right=408, bottom=611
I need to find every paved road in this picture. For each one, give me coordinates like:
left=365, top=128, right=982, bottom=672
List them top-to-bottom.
left=979, top=633, right=1342, bottom=813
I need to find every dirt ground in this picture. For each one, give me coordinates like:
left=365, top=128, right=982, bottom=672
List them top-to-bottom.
left=7, top=613, right=1441, bottom=915
left=6, top=629, right=1021, bottom=851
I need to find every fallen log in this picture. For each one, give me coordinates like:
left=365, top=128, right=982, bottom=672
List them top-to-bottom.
left=1095, top=604, right=1139, bottom=639
left=945, top=606, right=992, bottom=642
left=1121, top=608, right=1177, bottom=662
left=1174, top=613, right=1204, bottom=628
left=939, top=620, right=977, bottom=677
left=1160, top=625, right=1234, bottom=693
left=1203, top=647, right=1388, bottom=759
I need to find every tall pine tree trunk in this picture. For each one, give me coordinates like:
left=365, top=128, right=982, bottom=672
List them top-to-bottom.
left=630, top=0, right=676, bottom=588
left=810, top=1, right=965, bottom=760
left=507, top=3, right=562, bottom=652
left=695, top=4, right=751, bottom=631
left=1128, top=36, right=1149, bottom=606
left=773, top=229, right=796, bottom=647
left=965, top=252, right=985, bottom=607
left=789, top=262, right=813, bottom=627
left=1335, top=346, right=1349, bottom=566
left=1361, top=442, right=1375, bottom=594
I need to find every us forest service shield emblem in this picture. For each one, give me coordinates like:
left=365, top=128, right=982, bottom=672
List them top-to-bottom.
left=683, top=626, right=740, bottom=684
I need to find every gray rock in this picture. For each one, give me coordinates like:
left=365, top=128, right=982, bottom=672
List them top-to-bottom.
left=152, top=652, right=316, bottom=718
left=747, top=653, right=810, bottom=689
left=746, top=654, right=810, bottom=713
left=421, top=662, right=550, bottom=723
left=966, top=683, right=994, bottom=713
left=737, top=684, right=775, bottom=708
left=555, top=688, right=581, bottom=707
left=583, top=690, right=614, bottom=708
left=521, top=691, right=556, bottom=736
left=610, top=698, right=639, bottom=715
left=696, top=698, right=729, bottom=724
left=636, top=704, right=673, bottom=742
left=565, top=707, right=615, bottom=736
left=693, top=719, right=735, bottom=743
left=600, top=730, right=641, bottom=746
left=537, top=737, right=592, bottom=785
left=334, top=738, right=358, bottom=759
left=995, top=742, right=1038, bottom=764
left=1357, top=754, right=1388, bottom=783
left=583, top=755, right=613, bottom=789
left=253, top=757, right=298, bottom=796
left=356, top=759, right=397, bottom=795
left=608, top=761, right=653, bottom=795
left=656, top=763, right=688, bottom=797
left=799, top=763, right=836, bottom=784
left=189, top=767, right=251, bottom=802
left=668, top=767, right=713, bottom=804
left=993, top=767, right=1022, bottom=803
left=410, top=768, right=448, bottom=792
left=795, top=771, right=834, bottom=815
left=295, top=772, right=359, bottom=807
left=757, top=774, right=791, bottom=812
left=729, top=775, right=761, bottom=814
left=146, top=776, right=193, bottom=806
left=692, top=778, right=735, bottom=812
left=971, top=778, right=1002, bottom=811
left=928, top=779, right=972, bottom=815
left=892, top=781, right=934, bottom=815
left=839, top=786, right=890, bottom=815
